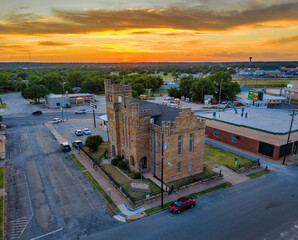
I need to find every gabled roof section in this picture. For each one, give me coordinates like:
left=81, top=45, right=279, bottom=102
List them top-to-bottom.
left=132, top=98, right=181, bottom=126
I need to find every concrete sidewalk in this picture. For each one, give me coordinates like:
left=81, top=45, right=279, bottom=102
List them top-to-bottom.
left=212, top=166, right=250, bottom=185
left=143, top=172, right=168, bottom=191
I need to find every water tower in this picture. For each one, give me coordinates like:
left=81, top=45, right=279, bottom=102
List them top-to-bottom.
left=249, top=57, right=252, bottom=66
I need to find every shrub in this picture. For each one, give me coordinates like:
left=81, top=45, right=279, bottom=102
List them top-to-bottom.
left=85, top=135, right=103, bottom=150
left=116, top=155, right=123, bottom=161
left=111, top=158, right=119, bottom=166
left=117, top=161, right=127, bottom=170
left=132, top=172, right=141, bottom=179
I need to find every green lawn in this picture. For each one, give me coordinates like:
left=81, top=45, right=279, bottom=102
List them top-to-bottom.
left=232, top=78, right=298, bottom=88
left=0, top=103, right=6, bottom=109
left=83, top=143, right=108, bottom=161
left=204, top=144, right=254, bottom=170
left=69, top=154, right=86, bottom=171
left=102, top=164, right=161, bottom=201
left=0, top=167, right=4, bottom=188
left=246, top=169, right=271, bottom=179
left=83, top=171, right=119, bottom=213
left=144, top=182, right=232, bottom=215
left=0, top=196, right=3, bottom=240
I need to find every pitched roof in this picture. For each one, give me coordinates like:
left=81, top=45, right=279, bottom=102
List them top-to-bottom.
left=132, top=98, right=181, bottom=126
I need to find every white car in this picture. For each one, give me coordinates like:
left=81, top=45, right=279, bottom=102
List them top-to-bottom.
left=75, top=109, right=86, bottom=114
left=53, top=118, right=62, bottom=124
left=83, top=128, right=91, bottom=135
left=75, top=129, right=83, bottom=136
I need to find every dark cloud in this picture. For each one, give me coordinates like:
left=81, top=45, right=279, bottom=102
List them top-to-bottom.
left=0, top=2, right=297, bottom=35
left=263, top=35, right=298, bottom=45
left=38, top=41, right=71, bottom=46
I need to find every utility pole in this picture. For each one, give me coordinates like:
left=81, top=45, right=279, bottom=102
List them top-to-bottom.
left=219, top=79, right=222, bottom=109
left=93, top=108, right=96, bottom=128
left=283, top=110, right=295, bottom=165
left=161, top=133, right=164, bottom=208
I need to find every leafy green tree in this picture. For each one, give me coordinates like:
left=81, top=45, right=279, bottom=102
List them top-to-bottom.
left=67, top=71, right=83, bottom=87
left=38, top=72, right=62, bottom=93
left=0, top=73, right=14, bottom=91
left=179, top=76, right=195, bottom=98
left=191, top=78, right=215, bottom=102
left=16, top=81, right=27, bottom=92
left=132, top=83, right=145, bottom=96
left=23, top=85, right=49, bottom=103
left=167, top=87, right=181, bottom=98
left=85, top=135, right=103, bottom=150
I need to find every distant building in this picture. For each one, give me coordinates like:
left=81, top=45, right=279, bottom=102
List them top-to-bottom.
left=105, top=80, right=206, bottom=182
left=283, top=80, right=298, bottom=101
left=46, top=93, right=94, bottom=108
left=197, top=108, right=298, bottom=160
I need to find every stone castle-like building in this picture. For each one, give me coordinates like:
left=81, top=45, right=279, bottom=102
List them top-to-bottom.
left=105, top=80, right=206, bottom=183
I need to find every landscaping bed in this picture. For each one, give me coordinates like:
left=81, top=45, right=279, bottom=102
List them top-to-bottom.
left=204, top=144, right=255, bottom=171
left=102, top=164, right=160, bottom=202
left=0, top=167, right=4, bottom=188
left=165, top=167, right=218, bottom=189
left=246, top=169, right=271, bottom=179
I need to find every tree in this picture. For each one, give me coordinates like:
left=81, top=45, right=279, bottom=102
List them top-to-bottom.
left=38, top=72, right=62, bottom=93
left=179, top=76, right=195, bottom=98
left=191, top=78, right=215, bottom=102
left=132, top=83, right=145, bottom=96
left=23, top=85, right=49, bottom=103
left=167, top=87, right=181, bottom=98
left=85, top=135, right=103, bottom=150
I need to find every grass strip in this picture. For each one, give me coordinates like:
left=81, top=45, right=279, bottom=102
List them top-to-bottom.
left=0, top=103, right=6, bottom=109
left=69, top=154, right=86, bottom=171
left=0, top=167, right=4, bottom=188
left=246, top=169, right=271, bottom=179
left=83, top=171, right=119, bottom=214
left=144, top=182, right=232, bottom=216
left=188, top=182, right=232, bottom=199
left=0, top=196, right=3, bottom=240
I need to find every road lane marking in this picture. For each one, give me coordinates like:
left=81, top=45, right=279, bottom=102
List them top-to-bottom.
left=30, top=227, right=63, bottom=240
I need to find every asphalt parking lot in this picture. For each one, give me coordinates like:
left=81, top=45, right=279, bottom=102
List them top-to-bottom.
left=50, top=118, right=108, bottom=145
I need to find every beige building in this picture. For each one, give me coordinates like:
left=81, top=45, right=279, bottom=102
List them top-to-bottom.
left=105, top=80, right=206, bottom=183
left=284, top=80, right=298, bottom=101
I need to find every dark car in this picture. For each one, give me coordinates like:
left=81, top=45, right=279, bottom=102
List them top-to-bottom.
left=75, top=109, right=86, bottom=114
left=32, top=110, right=42, bottom=115
left=72, top=140, right=83, bottom=149
left=61, top=142, right=71, bottom=152
left=169, top=197, right=196, bottom=214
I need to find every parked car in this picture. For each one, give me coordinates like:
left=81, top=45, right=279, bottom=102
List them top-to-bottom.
left=75, top=109, right=86, bottom=114
left=32, top=110, right=42, bottom=115
left=53, top=118, right=62, bottom=124
left=83, top=128, right=91, bottom=135
left=75, top=129, right=83, bottom=136
left=72, top=140, right=83, bottom=149
left=60, top=142, right=71, bottom=152
left=169, top=197, right=196, bottom=214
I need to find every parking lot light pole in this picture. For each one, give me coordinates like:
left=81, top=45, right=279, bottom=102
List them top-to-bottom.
left=283, top=109, right=295, bottom=165
left=161, top=133, right=164, bottom=208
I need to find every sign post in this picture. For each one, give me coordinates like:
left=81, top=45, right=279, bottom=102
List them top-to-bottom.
left=90, top=103, right=97, bottom=128
left=234, top=158, right=238, bottom=166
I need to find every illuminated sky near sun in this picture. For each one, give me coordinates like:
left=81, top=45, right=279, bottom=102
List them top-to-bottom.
left=0, top=0, right=297, bottom=62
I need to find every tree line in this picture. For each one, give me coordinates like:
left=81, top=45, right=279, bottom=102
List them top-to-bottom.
left=167, top=72, right=241, bottom=102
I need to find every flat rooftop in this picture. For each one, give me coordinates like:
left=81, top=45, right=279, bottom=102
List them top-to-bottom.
left=47, top=93, right=93, bottom=98
left=196, top=108, right=298, bottom=134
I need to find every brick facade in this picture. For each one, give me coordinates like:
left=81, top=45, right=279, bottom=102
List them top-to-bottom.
left=105, top=80, right=206, bottom=183
left=206, top=126, right=296, bottom=160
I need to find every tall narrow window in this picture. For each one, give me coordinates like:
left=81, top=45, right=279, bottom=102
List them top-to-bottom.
left=112, top=127, right=114, bottom=141
left=123, top=128, right=125, bottom=145
left=214, top=129, right=220, bottom=137
left=150, top=132, right=153, bottom=152
left=189, top=134, right=193, bottom=153
left=158, top=135, right=161, bottom=155
left=178, top=142, right=182, bottom=155
left=188, top=159, right=192, bottom=171
left=158, top=162, right=161, bottom=173
left=177, top=162, right=182, bottom=173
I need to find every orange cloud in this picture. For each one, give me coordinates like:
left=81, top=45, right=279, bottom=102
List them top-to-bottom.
left=0, top=3, right=297, bottom=35
left=38, top=41, right=71, bottom=46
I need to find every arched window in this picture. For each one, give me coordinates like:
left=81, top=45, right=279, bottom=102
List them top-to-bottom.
left=130, top=156, right=135, bottom=166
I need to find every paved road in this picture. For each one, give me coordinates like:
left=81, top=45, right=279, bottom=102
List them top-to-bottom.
left=3, top=93, right=119, bottom=240
left=89, top=165, right=298, bottom=240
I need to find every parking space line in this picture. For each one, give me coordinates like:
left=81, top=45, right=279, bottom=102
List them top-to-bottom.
left=30, top=227, right=63, bottom=240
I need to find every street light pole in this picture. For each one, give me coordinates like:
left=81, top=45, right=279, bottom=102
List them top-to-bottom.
left=219, top=79, right=222, bottom=109
left=283, top=110, right=295, bottom=165
left=161, top=133, right=164, bottom=207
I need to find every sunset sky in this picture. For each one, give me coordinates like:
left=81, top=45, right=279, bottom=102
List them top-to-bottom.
left=0, top=0, right=297, bottom=62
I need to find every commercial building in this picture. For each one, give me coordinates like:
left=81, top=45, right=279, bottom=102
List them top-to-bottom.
left=105, top=80, right=206, bottom=183
left=283, top=80, right=298, bottom=101
left=46, top=93, right=94, bottom=108
left=196, top=108, right=298, bottom=160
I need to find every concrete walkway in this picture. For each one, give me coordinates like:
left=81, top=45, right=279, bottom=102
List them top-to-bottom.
left=45, top=122, right=68, bottom=144
left=212, top=166, right=250, bottom=185
left=143, top=172, right=167, bottom=191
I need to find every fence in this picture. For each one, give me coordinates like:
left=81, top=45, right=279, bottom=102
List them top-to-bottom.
left=79, top=147, right=160, bottom=203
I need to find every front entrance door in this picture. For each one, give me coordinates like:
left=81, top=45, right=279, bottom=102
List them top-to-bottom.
left=140, top=157, right=147, bottom=169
